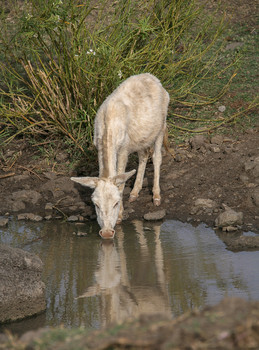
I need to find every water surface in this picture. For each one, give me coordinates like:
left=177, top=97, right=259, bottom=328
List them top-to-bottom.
left=1, top=219, right=259, bottom=331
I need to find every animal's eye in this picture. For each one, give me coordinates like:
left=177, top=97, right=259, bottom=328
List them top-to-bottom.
left=113, top=202, right=119, bottom=208
left=95, top=203, right=100, bottom=210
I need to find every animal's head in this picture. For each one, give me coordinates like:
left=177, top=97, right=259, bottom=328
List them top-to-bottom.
left=71, top=170, right=136, bottom=239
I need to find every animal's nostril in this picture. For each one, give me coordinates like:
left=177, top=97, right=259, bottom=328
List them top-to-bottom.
left=99, top=229, right=115, bottom=239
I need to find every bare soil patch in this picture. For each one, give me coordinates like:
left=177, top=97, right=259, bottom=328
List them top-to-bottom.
left=1, top=128, right=258, bottom=251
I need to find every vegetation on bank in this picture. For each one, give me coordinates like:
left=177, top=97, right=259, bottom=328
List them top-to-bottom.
left=0, top=0, right=258, bottom=157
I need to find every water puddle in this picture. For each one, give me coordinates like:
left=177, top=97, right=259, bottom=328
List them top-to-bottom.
left=1, top=219, right=259, bottom=333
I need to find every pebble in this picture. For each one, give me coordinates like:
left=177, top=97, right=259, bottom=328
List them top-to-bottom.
left=218, top=105, right=226, bottom=113
left=215, top=205, right=243, bottom=229
left=144, top=209, right=166, bottom=221
left=17, top=213, right=43, bottom=221
left=67, top=215, right=79, bottom=222
left=0, top=218, right=8, bottom=227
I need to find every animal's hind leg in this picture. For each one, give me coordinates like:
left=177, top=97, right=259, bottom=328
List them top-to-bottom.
left=152, top=130, right=164, bottom=206
left=129, top=149, right=149, bottom=202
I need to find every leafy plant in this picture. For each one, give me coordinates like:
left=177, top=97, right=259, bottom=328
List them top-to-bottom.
left=0, top=0, right=252, bottom=154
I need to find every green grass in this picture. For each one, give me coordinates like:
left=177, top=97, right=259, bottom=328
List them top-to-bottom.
left=0, top=0, right=257, bottom=157
left=168, top=19, right=259, bottom=142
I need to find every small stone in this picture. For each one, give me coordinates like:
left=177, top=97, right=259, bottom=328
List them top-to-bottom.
left=218, top=105, right=226, bottom=113
left=189, top=135, right=206, bottom=150
left=210, top=135, right=224, bottom=145
left=209, top=144, right=221, bottom=153
left=43, top=172, right=58, bottom=180
left=194, top=198, right=217, bottom=209
left=12, top=201, right=26, bottom=212
left=45, top=203, right=54, bottom=211
left=215, top=206, right=243, bottom=229
left=144, top=209, right=166, bottom=221
left=17, top=213, right=43, bottom=221
left=67, top=215, right=79, bottom=222
left=0, top=218, right=8, bottom=227
left=224, top=226, right=238, bottom=232
left=77, top=232, right=87, bottom=236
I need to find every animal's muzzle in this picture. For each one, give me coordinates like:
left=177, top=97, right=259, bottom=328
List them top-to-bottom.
left=99, top=229, right=115, bottom=239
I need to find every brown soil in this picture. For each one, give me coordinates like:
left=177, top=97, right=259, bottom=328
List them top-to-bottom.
left=1, top=129, right=259, bottom=250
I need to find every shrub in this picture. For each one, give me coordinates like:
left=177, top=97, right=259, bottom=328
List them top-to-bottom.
left=0, top=0, right=239, bottom=153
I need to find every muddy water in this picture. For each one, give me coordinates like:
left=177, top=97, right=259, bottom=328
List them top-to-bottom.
left=1, top=219, right=259, bottom=332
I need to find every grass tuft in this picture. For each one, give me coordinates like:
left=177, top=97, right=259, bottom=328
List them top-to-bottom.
left=0, top=0, right=256, bottom=155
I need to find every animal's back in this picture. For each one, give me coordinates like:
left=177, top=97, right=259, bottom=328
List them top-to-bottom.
left=94, top=73, right=169, bottom=152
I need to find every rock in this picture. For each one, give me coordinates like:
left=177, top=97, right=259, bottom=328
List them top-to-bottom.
left=218, top=105, right=226, bottom=112
left=189, top=135, right=206, bottom=151
left=210, top=135, right=224, bottom=145
left=209, top=144, right=221, bottom=153
left=43, top=171, right=58, bottom=181
left=12, top=174, right=31, bottom=182
left=40, top=177, right=79, bottom=199
left=251, top=188, right=259, bottom=207
left=12, top=190, right=41, bottom=205
left=191, top=198, right=217, bottom=215
left=194, top=198, right=217, bottom=209
left=11, top=201, right=26, bottom=212
left=45, top=202, right=54, bottom=211
left=215, top=206, right=243, bottom=229
left=144, top=209, right=166, bottom=221
left=17, top=213, right=43, bottom=221
left=67, top=215, right=79, bottom=222
left=0, top=217, right=8, bottom=227
left=222, top=226, right=238, bottom=232
left=75, top=231, right=88, bottom=236
left=0, top=244, right=46, bottom=323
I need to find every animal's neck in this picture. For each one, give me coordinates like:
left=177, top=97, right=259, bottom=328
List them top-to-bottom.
left=99, top=127, right=117, bottom=178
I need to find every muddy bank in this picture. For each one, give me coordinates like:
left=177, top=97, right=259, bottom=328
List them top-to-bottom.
left=0, top=130, right=259, bottom=249
left=1, top=297, right=259, bottom=349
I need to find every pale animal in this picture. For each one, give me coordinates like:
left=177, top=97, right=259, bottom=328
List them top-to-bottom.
left=71, top=73, right=169, bottom=239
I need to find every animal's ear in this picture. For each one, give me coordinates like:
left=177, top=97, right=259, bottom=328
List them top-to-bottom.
left=113, top=169, right=136, bottom=186
left=71, top=177, right=99, bottom=189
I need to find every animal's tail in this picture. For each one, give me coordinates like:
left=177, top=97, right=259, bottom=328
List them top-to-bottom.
left=163, top=126, right=175, bottom=158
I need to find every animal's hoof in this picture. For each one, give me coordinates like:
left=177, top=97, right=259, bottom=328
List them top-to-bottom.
left=129, top=194, right=138, bottom=202
left=153, top=198, right=161, bottom=206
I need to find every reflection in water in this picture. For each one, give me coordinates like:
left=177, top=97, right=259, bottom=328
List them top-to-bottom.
left=1, top=219, right=259, bottom=331
left=77, top=221, right=170, bottom=326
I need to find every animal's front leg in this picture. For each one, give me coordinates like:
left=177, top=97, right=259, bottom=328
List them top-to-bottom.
left=152, top=131, right=163, bottom=206
left=116, top=149, right=128, bottom=224
left=129, top=149, right=149, bottom=202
